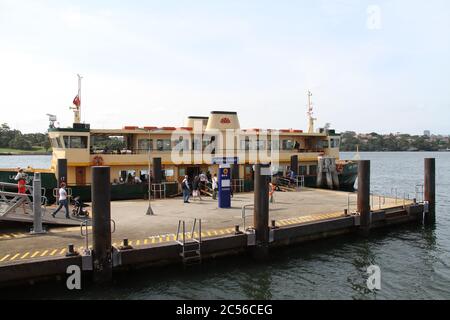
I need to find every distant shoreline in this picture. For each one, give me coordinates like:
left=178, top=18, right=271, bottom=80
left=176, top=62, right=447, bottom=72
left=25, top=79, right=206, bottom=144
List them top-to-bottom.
left=1, top=151, right=448, bottom=157
left=0, top=152, right=51, bottom=156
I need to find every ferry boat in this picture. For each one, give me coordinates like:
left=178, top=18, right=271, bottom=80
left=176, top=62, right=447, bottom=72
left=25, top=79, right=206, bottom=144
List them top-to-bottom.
left=0, top=81, right=357, bottom=203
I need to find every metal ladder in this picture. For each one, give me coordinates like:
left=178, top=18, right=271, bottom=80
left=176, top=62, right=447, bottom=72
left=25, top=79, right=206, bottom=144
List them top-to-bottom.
left=176, top=219, right=202, bottom=266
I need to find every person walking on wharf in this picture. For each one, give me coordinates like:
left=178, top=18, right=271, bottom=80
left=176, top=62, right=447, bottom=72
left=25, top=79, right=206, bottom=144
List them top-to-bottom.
left=14, top=168, right=28, bottom=214
left=14, top=168, right=27, bottom=194
left=212, top=174, right=218, bottom=200
left=181, top=175, right=190, bottom=203
left=192, top=175, right=202, bottom=201
left=52, top=182, right=70, bottom=219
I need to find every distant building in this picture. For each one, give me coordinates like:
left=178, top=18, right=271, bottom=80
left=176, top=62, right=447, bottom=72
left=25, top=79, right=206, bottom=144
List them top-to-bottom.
left=423, top=130, right=431, bottom=137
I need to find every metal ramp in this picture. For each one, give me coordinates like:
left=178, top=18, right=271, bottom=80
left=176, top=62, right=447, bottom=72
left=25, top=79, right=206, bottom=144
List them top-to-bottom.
left=0, top=181, right=85, bottom=226
left=176, top=219, right=202, bottom=266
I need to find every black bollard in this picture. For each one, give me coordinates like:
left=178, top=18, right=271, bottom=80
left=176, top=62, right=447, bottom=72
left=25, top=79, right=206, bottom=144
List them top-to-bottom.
left=290, top=155, right=298, bottom=176
left=153, top=157, right=162, bottom=184
left=424, top=158, right=436, bottom=223
left=357, top=160, right=371, bottom=234
left=253, top=164, right=270, bottom=259
left=91, top=166, right=112, bottom=283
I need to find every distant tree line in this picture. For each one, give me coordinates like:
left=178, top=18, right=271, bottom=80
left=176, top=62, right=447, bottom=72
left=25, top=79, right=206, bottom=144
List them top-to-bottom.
left=0, top=123, right=51, bottom=151
left=340, top=131, right=450, bottom=152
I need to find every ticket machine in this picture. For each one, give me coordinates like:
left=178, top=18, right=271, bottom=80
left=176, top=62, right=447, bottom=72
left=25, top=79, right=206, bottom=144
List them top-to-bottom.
left=218, top=164, right=231, bottom=208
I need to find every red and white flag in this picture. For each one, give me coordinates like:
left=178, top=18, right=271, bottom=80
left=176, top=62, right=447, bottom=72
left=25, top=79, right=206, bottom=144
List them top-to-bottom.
left=73, top=94, right=80, bottom=107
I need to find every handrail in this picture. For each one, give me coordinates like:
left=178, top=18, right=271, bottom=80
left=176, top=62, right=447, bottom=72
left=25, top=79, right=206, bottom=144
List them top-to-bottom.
left=294, top=175, right=305, bottom=188
left=241, top=204, right=254, bottom=230
left=191, top=218, right=197, bottom=239
left=80, top=219, right=90, bottom=254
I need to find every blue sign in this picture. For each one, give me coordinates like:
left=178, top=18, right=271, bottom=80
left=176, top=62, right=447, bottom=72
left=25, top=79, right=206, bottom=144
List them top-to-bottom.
left=212, top=157, right=238, bottom=165
left=218, top=164, right=231, bottom=208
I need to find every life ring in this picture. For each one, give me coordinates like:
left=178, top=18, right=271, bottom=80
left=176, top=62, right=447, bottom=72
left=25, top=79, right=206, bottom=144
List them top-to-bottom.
left=93, top=156, right=104, bottom=166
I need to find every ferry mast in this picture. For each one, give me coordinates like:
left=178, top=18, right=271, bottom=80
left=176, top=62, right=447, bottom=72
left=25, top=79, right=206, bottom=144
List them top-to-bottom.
left=71, top=74, right=83, bottom=124
left=307, top=90, right=316, bottom=134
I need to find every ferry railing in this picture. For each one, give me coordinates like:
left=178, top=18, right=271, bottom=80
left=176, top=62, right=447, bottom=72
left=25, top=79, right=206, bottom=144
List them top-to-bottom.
left=294, top=175, right=305, bottom=188
left=232, top=179, right=244, bottom=193
left=151, top=183, right=166, bottom=199
left=415, top=184, right=424, bottom=203
left=390, top=188, right=398, bottom=204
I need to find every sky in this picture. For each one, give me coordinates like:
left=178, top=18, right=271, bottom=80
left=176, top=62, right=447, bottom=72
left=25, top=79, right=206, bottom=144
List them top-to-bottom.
left=0, top=0, right=449, bottom=134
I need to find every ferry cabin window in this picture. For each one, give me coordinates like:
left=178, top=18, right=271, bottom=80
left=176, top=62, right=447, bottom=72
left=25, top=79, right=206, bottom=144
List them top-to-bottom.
left=62, top=136, right=88, bottom=149
left=173, top=137, right=190, bottom=151
left=51, top=138, right=62, bottom=148
left=240, top=138, right=250, bottom=151
left=330, top=138, right=340, bottom=148
left=138, top=139, right=153, bottom=151
left=156, top=139, right=171, bottom=151
left=192, top=139, right=202, bottom=151
left=282, top=139, right=294, bottom=150
left=257, top=140, right=266, bottom=150
left=267, top=140, right=280, bottom=151
left=321, top=140, right=329, bottom=148
left=299, top=165, right=307, bottom=176
left=309, top=165, right=318, bottom=176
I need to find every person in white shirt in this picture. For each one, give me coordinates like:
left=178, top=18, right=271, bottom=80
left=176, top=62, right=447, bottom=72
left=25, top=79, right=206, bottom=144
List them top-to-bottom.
left=212, top=174, right=218, bottom=200
left=181, top=175, right=190, bottom=203
left=51, top=182, right=70, bottom=219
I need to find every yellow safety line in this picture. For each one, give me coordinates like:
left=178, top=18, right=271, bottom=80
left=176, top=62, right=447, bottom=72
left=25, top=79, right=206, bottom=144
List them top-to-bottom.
left=165, top=236, right=170, bottom=242
left=151, top=238, right=156, bottom=244
left=144, top=239, right=148, bottom=245
left=135, top=240, right=140, bottom=246
left=49, top=249, right=58, bottom=256
left=59, top=249, right=66, bottom=255
left=40, top=250, right=49, bottom=257
left=31, top=251, right=40, bottom=258
left=20, top=252, right=30, bottom=259
left=10, top=253, right=20, bottom=261
left=0, top=254, right=10, bottom=262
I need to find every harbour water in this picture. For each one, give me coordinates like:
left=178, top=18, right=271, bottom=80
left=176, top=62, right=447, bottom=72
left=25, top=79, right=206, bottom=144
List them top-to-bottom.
left=0, top=152, right=449, bottom=299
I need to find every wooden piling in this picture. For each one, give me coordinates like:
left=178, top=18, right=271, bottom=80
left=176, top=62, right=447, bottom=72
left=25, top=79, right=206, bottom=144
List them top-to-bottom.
left=424, top=158, right=436, bottom=223
left=357, top=160, right=371, bottom=233
left=253, top=164, right=270, bottom=259
left=91, top=166, right=112, bottom=283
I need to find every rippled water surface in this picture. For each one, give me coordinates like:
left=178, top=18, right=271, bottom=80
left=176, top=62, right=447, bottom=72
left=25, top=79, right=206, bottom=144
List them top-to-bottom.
left=1, top=152, right=449, bottom=299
